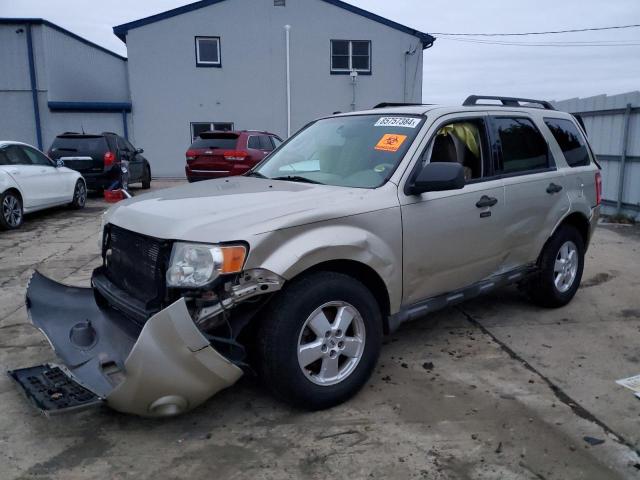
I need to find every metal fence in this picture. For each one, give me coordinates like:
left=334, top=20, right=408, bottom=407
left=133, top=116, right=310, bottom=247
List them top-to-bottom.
left=552, top=92, right=640, bottom=219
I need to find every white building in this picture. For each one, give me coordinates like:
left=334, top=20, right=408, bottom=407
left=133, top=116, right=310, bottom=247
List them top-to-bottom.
left=113, top=0, right=435, bottom=177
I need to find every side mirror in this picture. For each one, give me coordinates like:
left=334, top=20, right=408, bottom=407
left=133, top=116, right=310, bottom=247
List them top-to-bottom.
left=135, top=148, right=144, bottom=154
left=55, top=159, right=64, bottom=168
left=408, top=162, right=465, bottom=195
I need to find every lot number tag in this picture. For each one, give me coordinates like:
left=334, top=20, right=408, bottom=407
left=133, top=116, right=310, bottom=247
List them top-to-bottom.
left=375, top=117, right=421, bottom=128
left=375, top=134, right=407, bottom=152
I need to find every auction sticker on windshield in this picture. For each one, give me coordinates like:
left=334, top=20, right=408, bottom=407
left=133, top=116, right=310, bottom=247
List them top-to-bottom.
left=375, top=117, right=421, bottom=128
left=375, top=134, right=408, bottom=152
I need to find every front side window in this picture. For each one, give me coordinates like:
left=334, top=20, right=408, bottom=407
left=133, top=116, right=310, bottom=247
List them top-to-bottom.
left=195, top=36, right=221, bottom=67
left=331, top=40, right=371, bottom=74
left=254, top=114, right=424, bottom=188
left=494, top=117, right=549, bottom=174
left=544, top=118, right=590, bottom=167
left=420, top=119, right=488, bottom=181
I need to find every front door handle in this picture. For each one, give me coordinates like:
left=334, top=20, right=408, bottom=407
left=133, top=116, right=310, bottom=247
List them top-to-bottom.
left=546, top=182, right=563, bottom=194
left=476, top=195, right=498, bottom=208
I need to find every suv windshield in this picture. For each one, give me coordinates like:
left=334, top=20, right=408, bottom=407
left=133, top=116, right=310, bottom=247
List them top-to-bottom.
left=254, top=114, right=424, bottom=188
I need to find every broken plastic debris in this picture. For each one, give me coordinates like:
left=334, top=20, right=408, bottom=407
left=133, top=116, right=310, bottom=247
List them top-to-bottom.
left=615, top=374, right=640, bottom=393
left=583, top=436, right=605, bottom=446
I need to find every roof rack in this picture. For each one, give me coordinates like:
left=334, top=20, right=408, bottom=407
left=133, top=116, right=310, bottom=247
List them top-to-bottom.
left=463, top=95, right=555, bottom=110
left=373, top=102, right=430, bottom=109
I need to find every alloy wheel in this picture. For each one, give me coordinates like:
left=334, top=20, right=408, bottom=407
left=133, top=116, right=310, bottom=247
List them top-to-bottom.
left=75, top=182, right=86, bottom=207
left=2, top=194, right=22, bottom=227
left=553, top=240, right=578, bottom=293
left=297, top=301, right=366, bottom=386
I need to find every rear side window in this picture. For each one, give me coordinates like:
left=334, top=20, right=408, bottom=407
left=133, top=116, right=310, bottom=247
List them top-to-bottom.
left=494, top=117, right=549, bottom=174
left=544, top=118, right=590, bottom=167
left=190, top=134, right=238, bottom=150
left=51, top=136, right=108, bottom=155
left=247, top=136, right=261, bottom=149
left=4, top=145, right=29, bottom=165
left=0, top=150, right=9, bottom=165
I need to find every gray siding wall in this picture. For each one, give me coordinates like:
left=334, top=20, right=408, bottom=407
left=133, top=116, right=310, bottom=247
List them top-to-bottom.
left=126, top=0, right=424, bottom=177
left=0, top=22, right=130, bottom=149
left=0, top=24, right=38, bottom=144
left=42, top=25, right=129, bottom=103
left=553, top=92, right=640, bottom=218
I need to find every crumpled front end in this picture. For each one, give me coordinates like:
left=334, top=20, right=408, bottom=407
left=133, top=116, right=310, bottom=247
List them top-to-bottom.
left=11, top=272, right=243, bottom=417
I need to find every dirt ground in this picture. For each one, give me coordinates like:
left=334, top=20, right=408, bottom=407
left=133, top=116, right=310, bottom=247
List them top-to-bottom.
left=1, top=181, right=639, bottom=480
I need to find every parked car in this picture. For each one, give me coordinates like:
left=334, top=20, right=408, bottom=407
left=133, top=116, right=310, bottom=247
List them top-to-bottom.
left=11, top=96, right=601, bottom=417
left=185, top=130, right=282, bottom=182
left=48, top=132, right=151, bottom=191
left=0, top=141, right=86, bottom=230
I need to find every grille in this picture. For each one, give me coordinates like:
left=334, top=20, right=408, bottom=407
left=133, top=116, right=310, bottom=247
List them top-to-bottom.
left=104, top=225, right=168, bottom=306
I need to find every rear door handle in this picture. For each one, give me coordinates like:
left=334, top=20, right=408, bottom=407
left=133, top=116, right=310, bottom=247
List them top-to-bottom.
left=9, top=169, right=19, bottom=175
left=546, top=182, right=563, bottom=194
left=476, top=195, right=498, bottom=208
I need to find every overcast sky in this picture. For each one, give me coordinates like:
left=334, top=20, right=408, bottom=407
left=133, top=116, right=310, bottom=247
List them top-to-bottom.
left=1, top=0, right=639, bottom=104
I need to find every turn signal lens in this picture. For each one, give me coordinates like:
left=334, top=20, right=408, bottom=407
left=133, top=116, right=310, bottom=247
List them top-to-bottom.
left=595, top=171, right=602, bottom=206
left=220, top=246, right=247, bottom=274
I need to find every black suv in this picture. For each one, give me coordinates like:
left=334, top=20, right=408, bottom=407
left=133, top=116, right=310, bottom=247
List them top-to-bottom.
left=48, top=132, right=151, bottom=191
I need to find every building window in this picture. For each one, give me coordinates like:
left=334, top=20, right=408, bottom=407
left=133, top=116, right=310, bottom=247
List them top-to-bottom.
left=195, top=36, right=221, bottom=67
left=330, top=40, right=371, bottom=74
left=190, top=122, right=234, bottom=141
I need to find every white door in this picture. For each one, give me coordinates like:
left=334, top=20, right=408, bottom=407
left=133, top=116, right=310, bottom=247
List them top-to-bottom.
left=22, top=145, right=75, bottom=205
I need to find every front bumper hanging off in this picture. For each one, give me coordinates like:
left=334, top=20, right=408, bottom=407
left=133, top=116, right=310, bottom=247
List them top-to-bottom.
left=9, top=272, right=243, bottom=417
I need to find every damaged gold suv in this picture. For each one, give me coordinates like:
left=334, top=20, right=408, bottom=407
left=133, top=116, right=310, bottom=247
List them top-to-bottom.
left=11, top=96, right=602, bottom=417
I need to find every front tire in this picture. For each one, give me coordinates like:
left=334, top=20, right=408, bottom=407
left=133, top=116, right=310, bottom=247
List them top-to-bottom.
left=70, top=180, right=87, bottom=209
left=0, top=190, right=23, bottom=230
left=525, top=225, right=584, bottom=308
left=257, top=271, right=382, bottom=410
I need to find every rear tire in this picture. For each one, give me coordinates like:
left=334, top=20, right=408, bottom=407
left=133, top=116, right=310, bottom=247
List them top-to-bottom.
left=141, top=165, right=151, bottom=189
left=70, top=180, right=87, bottom=209
left=0, top=190, right=23, bottom=230
left=525, top=225, right=584, bottom=308
left=257, top=271, right=382, bottom=410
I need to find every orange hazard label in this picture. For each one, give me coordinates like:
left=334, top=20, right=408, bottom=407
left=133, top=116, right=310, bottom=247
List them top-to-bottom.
left=375, top=134, right=407, bottom=152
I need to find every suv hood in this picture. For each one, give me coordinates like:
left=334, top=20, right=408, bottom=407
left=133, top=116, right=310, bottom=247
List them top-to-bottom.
left=105, top=177, right=395, bottom=242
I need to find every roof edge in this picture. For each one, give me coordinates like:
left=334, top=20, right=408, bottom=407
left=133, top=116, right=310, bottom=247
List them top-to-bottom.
left=112, top=0, right=435, bottom=47
left=0, top=18, right=127, bottom=61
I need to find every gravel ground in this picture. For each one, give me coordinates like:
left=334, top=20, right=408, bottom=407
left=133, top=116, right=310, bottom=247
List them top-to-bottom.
left=1, top=180, right=639, bottom=479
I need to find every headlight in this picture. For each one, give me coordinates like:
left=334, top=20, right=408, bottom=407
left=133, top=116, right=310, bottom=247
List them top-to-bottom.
left=166, top=242, right=247, bottom=288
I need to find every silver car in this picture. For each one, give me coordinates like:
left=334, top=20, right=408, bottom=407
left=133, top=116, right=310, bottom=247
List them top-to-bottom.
left=11, top=96, right=601, bottom=417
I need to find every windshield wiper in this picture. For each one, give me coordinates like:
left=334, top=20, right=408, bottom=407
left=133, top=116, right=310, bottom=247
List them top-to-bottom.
left=245, top=171, right=268, bottom=179
left=272, top=175, right=325, bottom=185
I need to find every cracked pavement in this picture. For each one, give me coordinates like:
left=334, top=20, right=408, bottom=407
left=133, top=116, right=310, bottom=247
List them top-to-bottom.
left=1, top=181, right=639, bottom=479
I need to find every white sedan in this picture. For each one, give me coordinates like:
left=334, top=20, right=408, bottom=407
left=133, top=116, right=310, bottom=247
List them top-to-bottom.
left=0, top=141, right=86, bottom=230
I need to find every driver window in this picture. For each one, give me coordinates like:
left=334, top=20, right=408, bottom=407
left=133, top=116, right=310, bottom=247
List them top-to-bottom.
left=421, top=119, right=487, bottom=181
